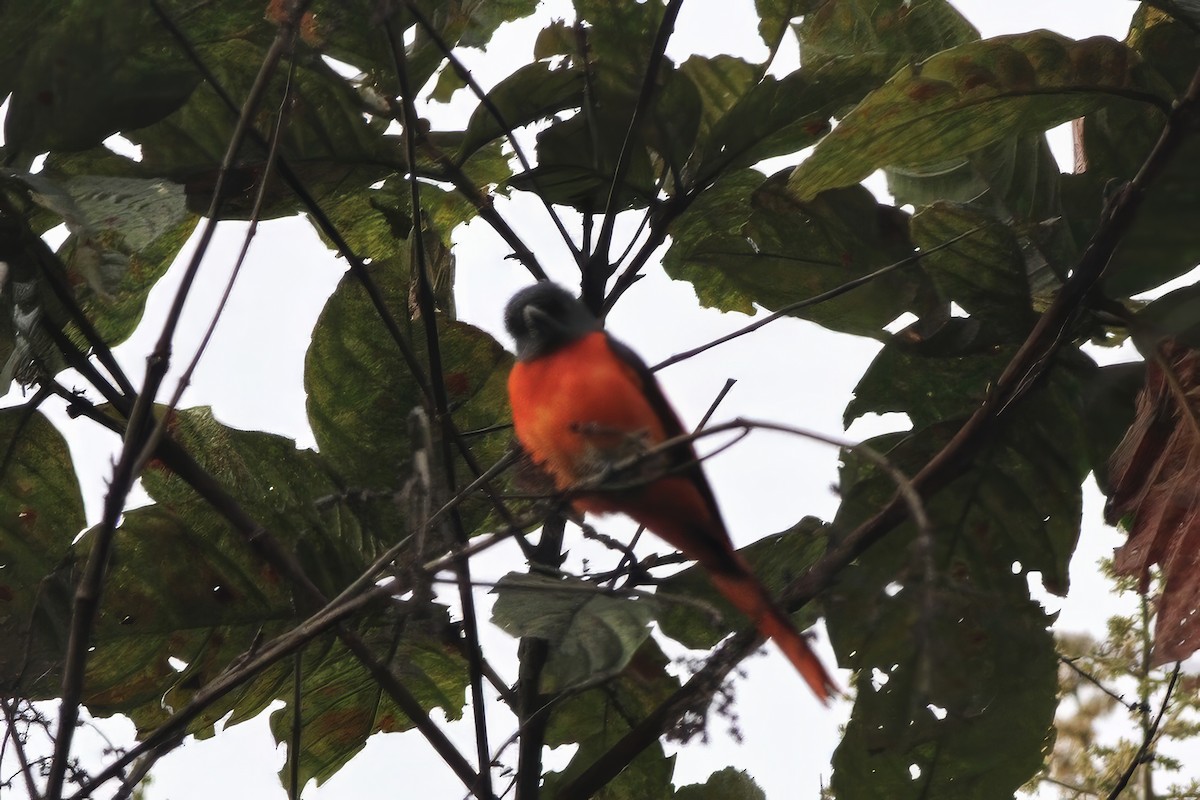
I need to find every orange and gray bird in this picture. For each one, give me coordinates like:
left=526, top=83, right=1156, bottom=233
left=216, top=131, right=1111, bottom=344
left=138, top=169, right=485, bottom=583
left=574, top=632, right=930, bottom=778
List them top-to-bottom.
left=504, top=282, right=837, bottom=702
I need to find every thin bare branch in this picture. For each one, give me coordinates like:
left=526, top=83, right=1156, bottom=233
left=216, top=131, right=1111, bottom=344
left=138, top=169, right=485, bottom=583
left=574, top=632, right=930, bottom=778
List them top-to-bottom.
left=399, top=0, right=582, bottom=267
left=584, top=0, right=686, bottom=310
left=44, top=13, right=302, bottom=797
left=385, top=17, right=494, bottom=798
left=135, top=33, right=298, bottom=483
left=652, top=226, right=984, bottom=372
left=516, top=513, right=566, bottom=800
left=288, top=652, right=303, bottom=800
left=1060, top=655, right=1141, bottom=712
left=1104, top=663, right=1181, bottom=800
left=1, top=698, right=41, bottom=800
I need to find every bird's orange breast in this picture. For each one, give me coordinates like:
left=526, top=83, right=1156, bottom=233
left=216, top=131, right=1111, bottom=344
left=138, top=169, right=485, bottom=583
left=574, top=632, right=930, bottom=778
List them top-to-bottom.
left=507, top=331, right=668, bottom=491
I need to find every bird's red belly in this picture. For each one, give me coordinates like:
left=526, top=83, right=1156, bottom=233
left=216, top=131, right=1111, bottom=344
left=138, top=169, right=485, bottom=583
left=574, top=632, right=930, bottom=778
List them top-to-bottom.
left=507, top=331, right=668, bottom=492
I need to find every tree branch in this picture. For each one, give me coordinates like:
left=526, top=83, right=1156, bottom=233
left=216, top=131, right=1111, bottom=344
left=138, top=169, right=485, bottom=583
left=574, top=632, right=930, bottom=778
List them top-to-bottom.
left=399, top=0, right=582, bottom=268
left=584, top=0, right=686, bottom=311
left=43, top=14, right=303, bottom=797
left=385, top=17, right=494, bottom=798
left=553, top=60, right=1200, bottom=800
left=651, top=226, right=984, bottom=371
left=515, top=514, right=566, bottom=800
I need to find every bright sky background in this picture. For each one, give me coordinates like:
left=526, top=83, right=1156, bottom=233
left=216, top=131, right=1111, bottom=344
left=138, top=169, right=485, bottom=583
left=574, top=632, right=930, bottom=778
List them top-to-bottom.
left=5, top=2, right=1180, bottom=798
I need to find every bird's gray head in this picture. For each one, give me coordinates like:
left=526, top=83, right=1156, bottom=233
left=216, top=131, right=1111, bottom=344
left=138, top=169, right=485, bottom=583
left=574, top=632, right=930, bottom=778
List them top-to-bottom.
left=504, top=282, right=600, bottom=361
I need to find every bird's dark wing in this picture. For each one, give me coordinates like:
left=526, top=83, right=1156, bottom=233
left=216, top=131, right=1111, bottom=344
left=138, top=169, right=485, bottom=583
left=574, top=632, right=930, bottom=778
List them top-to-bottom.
left=603, top=333, right=725, bottom=525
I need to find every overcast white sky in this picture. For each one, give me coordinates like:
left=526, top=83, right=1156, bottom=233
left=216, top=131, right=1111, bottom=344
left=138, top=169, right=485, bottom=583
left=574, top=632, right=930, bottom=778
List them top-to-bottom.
left=5, top=2, right=1176, bottom=798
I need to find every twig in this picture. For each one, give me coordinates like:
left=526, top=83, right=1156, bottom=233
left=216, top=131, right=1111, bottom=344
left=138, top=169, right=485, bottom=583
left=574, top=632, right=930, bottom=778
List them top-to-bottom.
left=399, top=0, right=582, bottom=267
left=584, top=0, right=686, bottom=310
left=43, top=15, right=302, bottom=798
left=385, top=18, right=494, bottom=799
left=134, top=31, right=297, bottom=483
left=414, top=136, right=549, bottom=281
left=602, top=190, right=696, bottom=311
left=652, top=226, right=984, bottom=371
left=0, top=384, right=51, bottom=483
left=516, top=514, right=566, bottom=800
left=288, top=651, right=303, bottom=800
left=1060, top=656, right=1140, bottom=712
left=1104, top=663, right=1181, bottom=800
left=1, top=698, right=41, bottom=800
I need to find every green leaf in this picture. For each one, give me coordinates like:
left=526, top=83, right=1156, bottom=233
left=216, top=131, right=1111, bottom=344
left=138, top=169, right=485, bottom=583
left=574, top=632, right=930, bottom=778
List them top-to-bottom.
left=506, top=0, right=674, bottom=211
left=574, top=0, right=665, bottom=81
left=755, top=0, right=820, bottom=56
left=795, top=0, right=978, bottom=74
left=1144, top=0, right=1200, bottom=28
left=2, top=3, right=199, bottom=160
left=1068, top=10, right=1200, bottom=298
left=789, top=32, right=1170, bottom=200
left=127, top=39, right=395, bottom=220
left=678, top=55, right=760, bottom=149
left=691, top=57, right=885, bottom=185
left=457, top=62, right=584, bottom=162
left=430, top=64, right=468, bottom=104
left=510, top=78, right=659, bottom=211
left=11, top=167, right=196, bottom=347
left=665, top=170, right=923, bottom=336
left=910, top=203, right=1038, bottom=341
left=303, top=261, right=512, bottom=524
left=846, top=342, right=1012, bottom=429
left=1079, top=361, right=1144, bottom=494
left=0, top=407, right=83, bottom=695
left=84, top=407, right=472, bottom=764
left=142, top=408, right=407, bottom=590
left=826, top=418, right=1066, bottom=798
left=77, top=504, right=298, bottom=724
left=657, top=520, right=827, bottom=650
left=830, top=563, right=1058, bottom=800
left=491, top=572, right=656, bottom=692
left=270, top=611, right=470, bottom=788
left=542, top=640, right=680, bottom=800
left=675, top=767, right=765, bottom=800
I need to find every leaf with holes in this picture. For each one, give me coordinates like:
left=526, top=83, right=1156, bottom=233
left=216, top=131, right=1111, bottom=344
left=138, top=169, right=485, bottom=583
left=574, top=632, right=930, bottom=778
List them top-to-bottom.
left=789, top=32, right=1171, bottom=200
left=665, top=169, right=924, bottom=336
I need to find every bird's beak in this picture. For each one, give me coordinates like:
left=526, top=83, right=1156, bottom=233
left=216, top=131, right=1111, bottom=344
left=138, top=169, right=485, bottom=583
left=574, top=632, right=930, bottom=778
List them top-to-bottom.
left=523, top=304, right=553, bottom=331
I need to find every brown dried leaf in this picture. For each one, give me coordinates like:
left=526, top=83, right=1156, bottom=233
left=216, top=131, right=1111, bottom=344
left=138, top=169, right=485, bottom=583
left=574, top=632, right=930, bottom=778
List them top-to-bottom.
left=1106, top=340, right=1200, bottom=664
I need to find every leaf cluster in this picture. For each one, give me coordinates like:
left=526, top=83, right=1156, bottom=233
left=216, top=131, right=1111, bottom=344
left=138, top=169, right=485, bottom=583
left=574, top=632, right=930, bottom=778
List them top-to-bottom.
left=2, top=1, right=1200, bottom=799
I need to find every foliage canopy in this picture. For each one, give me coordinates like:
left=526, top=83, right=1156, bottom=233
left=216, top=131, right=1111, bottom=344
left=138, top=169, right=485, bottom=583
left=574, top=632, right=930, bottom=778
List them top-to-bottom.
left=2, top=1, right=1200, bottom=798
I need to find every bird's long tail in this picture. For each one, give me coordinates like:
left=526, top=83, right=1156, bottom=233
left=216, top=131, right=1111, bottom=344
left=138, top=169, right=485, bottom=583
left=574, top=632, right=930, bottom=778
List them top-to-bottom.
left=604, top=478, right=838, bottom=702
left=706, top=556, right=839, bottom=704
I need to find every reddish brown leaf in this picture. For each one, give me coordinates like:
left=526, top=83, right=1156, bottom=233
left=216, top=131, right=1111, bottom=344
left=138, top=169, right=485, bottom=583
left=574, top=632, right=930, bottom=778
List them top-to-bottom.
left=1106, top=340, right=1200, bottom=664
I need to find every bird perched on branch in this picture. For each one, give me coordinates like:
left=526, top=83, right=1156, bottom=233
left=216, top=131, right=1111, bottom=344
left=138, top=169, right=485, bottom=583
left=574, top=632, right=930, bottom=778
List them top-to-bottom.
left=504, top=282, right=837, bottom=702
